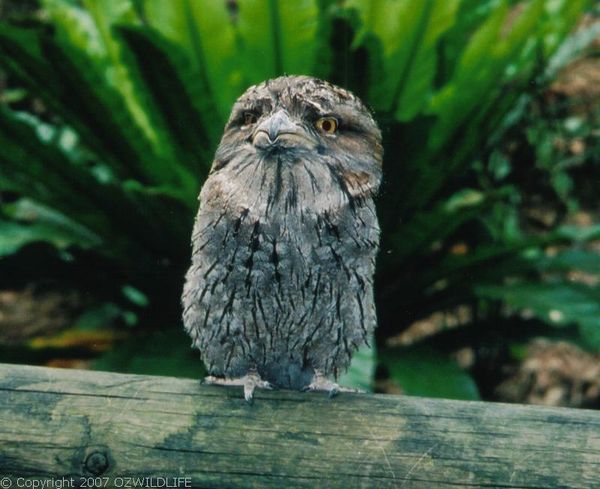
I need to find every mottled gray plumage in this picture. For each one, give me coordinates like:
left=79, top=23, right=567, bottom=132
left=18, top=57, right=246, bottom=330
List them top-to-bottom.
left=182, top=75, right=382, bottom=397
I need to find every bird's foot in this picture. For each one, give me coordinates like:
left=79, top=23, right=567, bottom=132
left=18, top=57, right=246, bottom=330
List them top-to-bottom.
left=204, top=370, right=273, bottom=403
left=302, top=371, right=362, bottom=398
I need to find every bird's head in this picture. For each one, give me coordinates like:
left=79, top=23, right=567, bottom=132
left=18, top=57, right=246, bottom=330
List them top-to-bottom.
left=209, top=76, right=382, bottom=208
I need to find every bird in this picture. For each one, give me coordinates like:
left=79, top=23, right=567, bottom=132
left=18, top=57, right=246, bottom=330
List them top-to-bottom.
left=182, top=75, right=382, bottom=401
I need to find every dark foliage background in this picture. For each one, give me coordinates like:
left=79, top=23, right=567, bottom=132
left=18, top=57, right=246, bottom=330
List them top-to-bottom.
left=0, top=0, right=598, bottom=403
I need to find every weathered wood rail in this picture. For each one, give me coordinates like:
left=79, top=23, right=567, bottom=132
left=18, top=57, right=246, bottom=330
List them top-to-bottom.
left=0, top=363, right=599, bottom=488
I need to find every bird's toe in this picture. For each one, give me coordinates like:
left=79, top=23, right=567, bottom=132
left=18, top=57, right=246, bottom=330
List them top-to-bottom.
left=303, top=371, right=363, bottom=397
left=203, top=372, right=272, bottom=403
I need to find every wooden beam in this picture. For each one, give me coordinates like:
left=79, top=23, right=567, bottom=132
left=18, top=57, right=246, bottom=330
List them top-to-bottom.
left=0, top=363, right=598, bottom=488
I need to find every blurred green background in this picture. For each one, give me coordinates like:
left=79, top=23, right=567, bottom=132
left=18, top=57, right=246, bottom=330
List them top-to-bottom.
left=0, top=0, right=599, bottom=407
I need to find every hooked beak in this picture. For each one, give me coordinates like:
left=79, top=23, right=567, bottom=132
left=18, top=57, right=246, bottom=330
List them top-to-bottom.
left=252, top=110, right=316, bottom=150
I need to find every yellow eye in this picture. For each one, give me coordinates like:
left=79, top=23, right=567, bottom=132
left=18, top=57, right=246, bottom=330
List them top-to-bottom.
left=243, top=112, right=258, bottom=125
left=315, top=117, right=338, bottom=134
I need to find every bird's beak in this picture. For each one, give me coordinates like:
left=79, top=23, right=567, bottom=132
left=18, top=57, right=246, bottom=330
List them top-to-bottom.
left=253, top=110, right=315, bottom=150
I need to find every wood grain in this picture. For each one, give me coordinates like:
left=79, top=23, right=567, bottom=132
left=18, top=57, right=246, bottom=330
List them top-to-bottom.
left=0, top=363, right=598, bottom=488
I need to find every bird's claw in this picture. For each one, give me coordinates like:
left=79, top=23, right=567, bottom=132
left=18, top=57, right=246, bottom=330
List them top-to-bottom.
left=204, top=371, right=273, bottom=403
left=302, top=373, right=363, bottom=398
left=243, top=375, right=274, bottom=403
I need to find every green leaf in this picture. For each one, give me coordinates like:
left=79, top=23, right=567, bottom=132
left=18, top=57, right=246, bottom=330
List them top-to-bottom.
left=41, top=0, right=106, bottom=57
left=43, top=0, right=161, bottom=148
left=142, top=0, right=242, bottom=122
left=236, top=0, right=323, bottom=83
left=274, top=0, right=324, bottom=75
left=347, top=0, right=459, bottom=117
left=393, top=0, right=460, bottom=120
left=426, top=0, right=561, bottom=156
left=435, top=0, right=500, bottom=84
left=540, top=0, right=594, bottom=56
left=427, top=1, right=509, bottom=151
left=544, top=13, right=600, bottom=81
left=0, top=24, right=164, bottom=184
left=116, top=25, right=214, bottom=187
left=0, top=106, right=116, bottom=234
left=0, top=107, right=192, bottom=264
left=383, top=189, right=491, bottom=266
left=3, top=199, right=102, bottom=252
left=0, top=219, right=67, bottom=257
left=557, top=224, right=600, bottom=243
left=432, top=239, right=545, bottom=284
left=539, top=250, right=600, bottom=275
left=476, top=282, right=600, bottom=348
left=121, top=285, right=149, bottom=308
left=71, top=303, right=130, bottom=331
left=92, top=328, right=205, bottom=378
left=338, top=337, right=376, bottom=392
left=381, top=346, right=480, bottom=400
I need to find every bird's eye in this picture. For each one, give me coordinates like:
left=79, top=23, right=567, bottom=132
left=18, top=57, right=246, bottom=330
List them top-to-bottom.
left=243, top=112, right=258, bottom=125
left=315, top=117, right=338, bottom=134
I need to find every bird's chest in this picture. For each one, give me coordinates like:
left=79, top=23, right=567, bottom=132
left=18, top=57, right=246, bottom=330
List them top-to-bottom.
left=191, top=168, right=377, bottom=317
left=186, top=185, right=378, bottom=381
left=216, top=206, right=352, bottom=286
